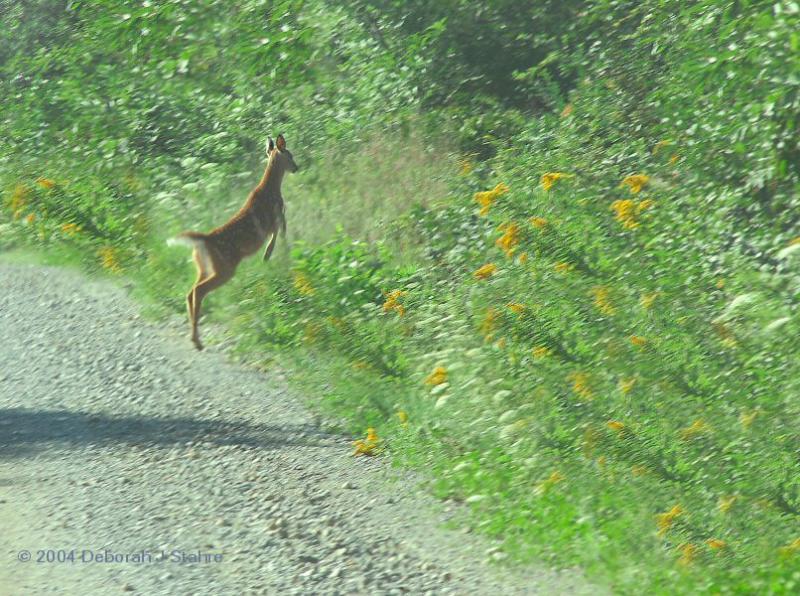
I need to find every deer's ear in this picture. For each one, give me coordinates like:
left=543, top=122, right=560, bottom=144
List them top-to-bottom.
left=276, top=134, right=286, bottom=151
left=267, top=137, right=275, bottom=152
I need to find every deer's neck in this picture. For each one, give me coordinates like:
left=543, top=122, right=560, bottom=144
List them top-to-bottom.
left=255, top=155, right=284, bottom=198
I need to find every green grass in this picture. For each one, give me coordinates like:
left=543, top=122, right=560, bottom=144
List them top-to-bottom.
left=3, top=1, right=800, bottom=593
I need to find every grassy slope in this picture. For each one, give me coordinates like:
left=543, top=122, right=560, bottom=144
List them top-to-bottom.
left=2, top=1, right=800, bottom=593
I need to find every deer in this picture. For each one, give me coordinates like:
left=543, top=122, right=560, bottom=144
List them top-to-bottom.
left=168, top=133, right=299, bottom=350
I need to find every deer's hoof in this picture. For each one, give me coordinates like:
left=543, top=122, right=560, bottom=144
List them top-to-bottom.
left=191, top=337, right=204, bottom=351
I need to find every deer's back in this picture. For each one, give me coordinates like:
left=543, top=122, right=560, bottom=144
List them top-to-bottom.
left=206, top=193, right=282, bottom=260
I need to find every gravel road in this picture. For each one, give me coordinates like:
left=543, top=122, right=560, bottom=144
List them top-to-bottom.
left=0, top=259, right=598, bottom=596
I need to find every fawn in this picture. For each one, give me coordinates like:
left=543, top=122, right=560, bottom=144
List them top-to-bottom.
left=168, top=134, right=299, bottom=350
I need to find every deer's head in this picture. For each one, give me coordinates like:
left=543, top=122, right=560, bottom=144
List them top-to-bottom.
left=266, top=134, right=299, bottom=173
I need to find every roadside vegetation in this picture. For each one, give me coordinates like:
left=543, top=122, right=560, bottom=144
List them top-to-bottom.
left=2, top=1, right=799, bottom=592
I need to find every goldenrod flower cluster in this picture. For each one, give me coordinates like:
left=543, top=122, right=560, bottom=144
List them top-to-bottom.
left=540, top=172, right=574, bottom=192
left=621, top=174, right=649, bottom=194
left=474, top=182, right=509, bottom=216
left=9, top=184, right=29, bottom=219
left=610, top=198, right=654, bottom=229
left=530, top=216, right=549, bottom=229
left=495, top=221, right=520, bottom=257
left=61, top=222, right=81, bottom=236
left=98, top=246, right=122, bottom=273
left=554, top=261, right=574, bottom=273
left=474, top=263, right=497, bottom=279
left=293, top=272, right=316, bottom=296
left=591, top=286, right=616, bottom=316
left=382, top=289, right=407, bottom=316
left=640, top=292, right=659, bottom=310
left=480, top=308, right=498, bottom=341
left=629, top=335, right=648, bottom=347
left=532, top=346, right=551, bottom=359
left=425, top=366, right=447, bottom=386
left=570, top=372, right=593, bottom=400
left=680, top=419, right=711, bottom=441
left=606, top=420, right=625, bottom=434
left=353, top=428, right=381, bottom=456
left=535, top=470, right=565, bottom=495
left=656, top=504, right=684, bottom=536
left=678, top=543, right=698, bottom=566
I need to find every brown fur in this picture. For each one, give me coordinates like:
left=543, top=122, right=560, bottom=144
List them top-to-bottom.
left=171, top=135, right=298, bottom=350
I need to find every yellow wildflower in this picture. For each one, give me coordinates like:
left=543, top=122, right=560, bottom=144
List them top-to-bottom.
left=560, top=103, right=573, bottom=118
left=652, top=140, right=672, bottom=155
left=669, top=154, right=680, bottom=165
left=458, top=158, right=474, bottom=176
left=540, top=172, right=574, bottom=192
left=621, top=174, right=649, bottom=194
left=35, top=177, right=56, bottom=189
left=9, top=183, right=29, bottom=215
left=474, top=183, right=509, bottom=216
left=611, top=199, right=640, bottom=229
left=637, top=199, right=655, bottom=212
left=25, top=213, right=36, bottom=224
left=530, top=216, right=549, bottom=229
left=61, top=222, right=81, bottom=236
left=495, top=222, right=520, bottom=257
left=98, top=246, right=122, bottom=273
left=518, top=252, right=528, bottom=264
left=554, top=261, right=574, bottom=273
left=474, top=263, right=497, bottom=280
left=293, top=272, right=316, bottom=296
left=716, top=278, right=725, bottom=289
left=591, top=286, right=616, bottom=316
left=382, top=289, right=407, bottom=316
left=640, top=292, right=659, bottom=310
left=507, top=303, right=526, bottom=315
left=480, top=307, right=498, bottom=341
left=629, top=335, right=648, bottom=347
left=532, top=345, right=552, bottom=359
left=425, top=366, right=447, bottom=386
left=569, top=372, right=593, bottom=400
left=619, top=377, right=637, bottom=394
left=739, top=409, right=758, bottom=429
left=396, top=410, right=408, bottom=425
left=680, top=419, right=711, bottom=441
left=606, top=420, right=625, bottom=434
left=352, top=427, right=381, bottom=456
left=535, top=470, right=565, bottom=495
left=718, top=495, right=737, bottom=514
left=656, top=504, right=684, bottom=536
left=779, top=538, right=800, bottom=557
left=707, top=539, right=727, bottom=551
left=678, top=543, right=698, bottom=566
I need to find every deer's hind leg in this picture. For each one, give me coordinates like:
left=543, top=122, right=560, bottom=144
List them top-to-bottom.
left=262, top=232, right=277, bottom=262
left=189, top=244, right=237, bottom=351
left=187, top=245, right=214, bottom=348
left=190, top=267, right=234, bottom=351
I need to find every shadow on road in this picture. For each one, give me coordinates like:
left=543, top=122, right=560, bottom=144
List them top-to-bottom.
left=0, top=407, right=335, bottom=459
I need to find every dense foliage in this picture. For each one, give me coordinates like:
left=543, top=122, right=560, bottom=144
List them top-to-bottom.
left=2, top=1, right=799, bottom=592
